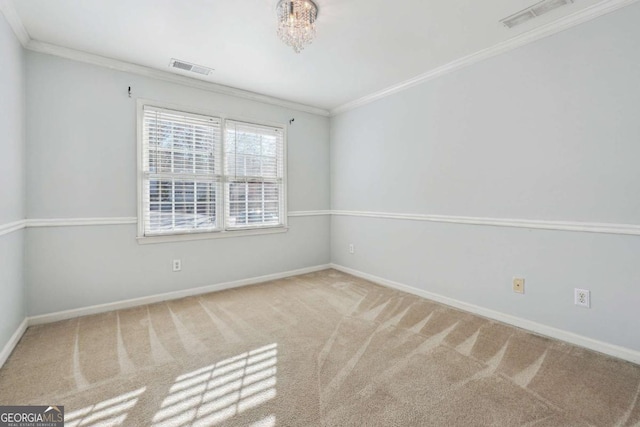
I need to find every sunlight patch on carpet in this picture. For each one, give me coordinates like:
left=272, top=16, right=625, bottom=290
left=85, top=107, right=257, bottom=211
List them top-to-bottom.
left=152, top=343, right=278, bottom=426
left=65, top=387, right=146, bottom=427
left=250, top=414, right=276, bottom=426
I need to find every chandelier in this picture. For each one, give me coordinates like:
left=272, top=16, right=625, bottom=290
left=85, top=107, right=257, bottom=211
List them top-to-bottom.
left=276, top=0, right=319, bottom=53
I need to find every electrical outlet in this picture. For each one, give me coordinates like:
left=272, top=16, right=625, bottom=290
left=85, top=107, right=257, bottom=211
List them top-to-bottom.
left=348, top=243, right=355, bottom=254
left=172, top=259, right=182, bottom=272
left=513, top=277, right=525, bottom=294
left=575, top=288, right=590, bottom=308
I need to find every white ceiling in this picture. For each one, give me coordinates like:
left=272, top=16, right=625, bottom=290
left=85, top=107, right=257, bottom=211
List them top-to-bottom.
left=8, top=0, right=612, bottom=111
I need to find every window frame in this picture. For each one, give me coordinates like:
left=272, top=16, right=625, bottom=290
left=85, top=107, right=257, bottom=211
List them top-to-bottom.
left=136, top=99, right=288, bottom=244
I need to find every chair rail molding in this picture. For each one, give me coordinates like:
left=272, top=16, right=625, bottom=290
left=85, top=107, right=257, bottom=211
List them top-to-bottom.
left=331, top=210, right=640, bottom=236
left=2, top=211, right=639, bottom=236
left=0, top=220, right=26, bottom=237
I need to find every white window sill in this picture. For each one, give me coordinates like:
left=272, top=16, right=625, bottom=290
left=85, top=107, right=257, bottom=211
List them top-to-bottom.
left=137, top=226, right=289, bottom=245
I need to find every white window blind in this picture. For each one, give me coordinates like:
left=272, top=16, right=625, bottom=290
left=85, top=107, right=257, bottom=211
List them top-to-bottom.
left=141, top=106, right=222, bottom=236
left=224, top=120, right=285, bottom=229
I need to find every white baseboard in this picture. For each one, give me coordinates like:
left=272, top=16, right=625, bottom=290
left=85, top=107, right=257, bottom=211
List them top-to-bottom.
left=6, top=263, right=637, bottom=367
left=330, top=263, right=640, bottom=365
left=1, top=264, right=331, bottom=368
left=28, top=264, right=331, bottom=325
left=0, top=318, right=28, bottom=369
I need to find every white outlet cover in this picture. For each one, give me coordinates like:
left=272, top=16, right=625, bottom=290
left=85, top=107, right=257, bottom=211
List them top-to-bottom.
left=173, top=259, right=182, bottom=272
left=574, top=288, right=590, bottom=308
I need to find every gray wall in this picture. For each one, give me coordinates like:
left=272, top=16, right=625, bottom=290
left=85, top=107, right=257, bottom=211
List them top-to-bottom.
left=6, top=1, right=640, bottom=356
left=330, top=4, right=640, bottom=351
left=0, top=14, right=26, bottom=350
left=25, top=52, right=330, bottom=315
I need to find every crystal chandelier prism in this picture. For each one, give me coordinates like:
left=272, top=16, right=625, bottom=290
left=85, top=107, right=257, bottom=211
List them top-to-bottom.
left=276, top=0, right=319, bottom=53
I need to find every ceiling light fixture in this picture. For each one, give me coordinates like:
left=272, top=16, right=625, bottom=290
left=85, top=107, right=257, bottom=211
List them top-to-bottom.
left=276, top=0, right=319, bottom=53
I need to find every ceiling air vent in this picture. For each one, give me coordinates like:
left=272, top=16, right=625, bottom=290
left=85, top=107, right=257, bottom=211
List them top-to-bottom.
left=500, top=0, right=573, bottom=28
left=169, top=59, right=213, bottom=76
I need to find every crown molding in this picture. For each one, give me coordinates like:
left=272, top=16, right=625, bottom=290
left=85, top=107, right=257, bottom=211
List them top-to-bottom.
left=0, top=0, right=29, bottom=46
left=0, top=0, right=329, bottom=116
left=3, top=0, right=638, bottom=118
left=330, top=0, right=640, bottom=116
left=26, top=40, right=330, bottom=117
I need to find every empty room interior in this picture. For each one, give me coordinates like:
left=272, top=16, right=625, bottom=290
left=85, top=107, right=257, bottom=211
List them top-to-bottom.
left=1, top=0, right=640, bottom=425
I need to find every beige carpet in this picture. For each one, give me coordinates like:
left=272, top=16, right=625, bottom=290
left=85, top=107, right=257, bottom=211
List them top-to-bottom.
left=1, top=269, right=639, bottom=426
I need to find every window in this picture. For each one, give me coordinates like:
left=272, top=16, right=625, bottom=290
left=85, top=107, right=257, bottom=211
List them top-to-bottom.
left=138, top=103, right=286, bottom=241
left=225, top=120, right=285, bottom=229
